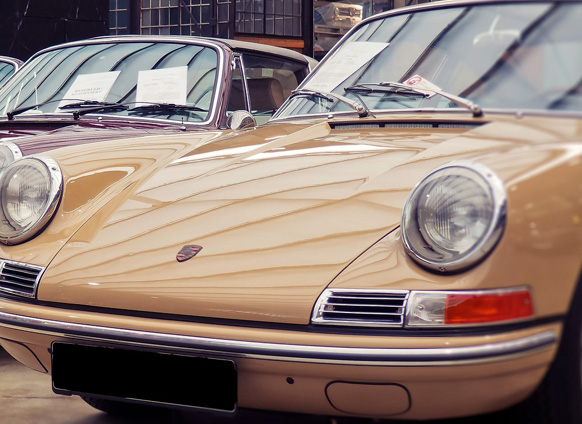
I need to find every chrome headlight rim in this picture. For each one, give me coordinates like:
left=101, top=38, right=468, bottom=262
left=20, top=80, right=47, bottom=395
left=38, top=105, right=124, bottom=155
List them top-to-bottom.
left=0, top=141, right=23, bottom=171
left=0, top=156, right=63, bottom=245
left=401, top=160, right=506, bottom=273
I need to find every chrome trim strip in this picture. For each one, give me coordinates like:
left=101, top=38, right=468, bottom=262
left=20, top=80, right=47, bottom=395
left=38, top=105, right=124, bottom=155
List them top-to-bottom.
left=237, top=54, right=251, bottom=112
left=0, top=57, right=22, bottom=70
left=270, top=106, right=582, bottom=123
left=270, top=107, right=582, bottom=123
left=0, top=311, right=557, bottom=366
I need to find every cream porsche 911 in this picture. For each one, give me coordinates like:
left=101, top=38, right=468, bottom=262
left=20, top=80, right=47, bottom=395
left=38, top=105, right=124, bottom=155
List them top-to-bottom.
left=0, top=1, right=579, bottom=423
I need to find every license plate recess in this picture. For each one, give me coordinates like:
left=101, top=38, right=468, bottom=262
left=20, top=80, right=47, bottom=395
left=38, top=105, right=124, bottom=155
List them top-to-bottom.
left=52, top=342, right=237, bottom=411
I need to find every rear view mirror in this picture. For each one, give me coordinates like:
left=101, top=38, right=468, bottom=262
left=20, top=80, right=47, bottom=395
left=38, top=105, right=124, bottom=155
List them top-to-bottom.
left=227, top=110, right=256, bottom=130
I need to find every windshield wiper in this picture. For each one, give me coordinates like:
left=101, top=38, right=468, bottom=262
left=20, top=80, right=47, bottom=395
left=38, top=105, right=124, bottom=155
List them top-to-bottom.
left=345, top=82, right=483, bottom=117
left=345, top=83, right=428, bottom=97
left=289, top=89, right=369, bottom=118
left=7, top=99, right=127, bottom=120
left=6, top=100, right=58, bottom=120
left=6, top=100, right=207, bottom=121
left=58, top=100, right=118, bottom=109
left=63, top=101, right=128, bottom=119
left=127, top=103, right=209, bottom=120
left=130, top=103, right=207, bottom=113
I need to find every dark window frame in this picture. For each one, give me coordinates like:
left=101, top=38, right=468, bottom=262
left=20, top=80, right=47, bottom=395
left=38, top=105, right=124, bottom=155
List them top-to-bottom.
left=235, top=0, right=303, bottom=38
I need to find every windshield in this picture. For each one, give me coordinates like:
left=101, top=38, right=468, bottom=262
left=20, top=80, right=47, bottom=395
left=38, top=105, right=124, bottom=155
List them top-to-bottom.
left=276, top=2, right=582, bottom=118
left=0, top=41, right=220, bottom=123
left=0, top=61, right=17, bottom=87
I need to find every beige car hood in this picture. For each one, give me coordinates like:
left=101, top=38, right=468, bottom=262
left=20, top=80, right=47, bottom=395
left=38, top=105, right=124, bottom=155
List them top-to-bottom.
left=33, top=114, right=573, bottom=324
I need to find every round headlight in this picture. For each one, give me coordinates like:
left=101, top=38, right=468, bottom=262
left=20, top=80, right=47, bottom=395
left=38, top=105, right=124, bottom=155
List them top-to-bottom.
left=0, top=142, right=22, bottom=172
left=0, top=157, right=62, bottom=245
left=401, top=161, right=506, bottom=272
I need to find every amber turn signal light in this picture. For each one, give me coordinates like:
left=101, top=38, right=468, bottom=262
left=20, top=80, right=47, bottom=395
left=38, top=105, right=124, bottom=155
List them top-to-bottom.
left=406, top=288, right=534, bottom=327
left=445, top=290, right=534, bottom=325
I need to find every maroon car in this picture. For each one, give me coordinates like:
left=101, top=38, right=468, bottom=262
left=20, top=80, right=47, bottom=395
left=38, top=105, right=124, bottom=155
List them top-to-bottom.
left=0, top=36, right=315, bottom=167
left=0, top=56, right=22, bottom=88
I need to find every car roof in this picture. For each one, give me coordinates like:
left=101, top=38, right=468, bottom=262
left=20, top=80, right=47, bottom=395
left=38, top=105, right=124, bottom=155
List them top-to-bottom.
left=365, top=0, right=566, bottom=23
left=30, top=35, right=314, bottom=66
left=208, top=37, right=313, bottom=64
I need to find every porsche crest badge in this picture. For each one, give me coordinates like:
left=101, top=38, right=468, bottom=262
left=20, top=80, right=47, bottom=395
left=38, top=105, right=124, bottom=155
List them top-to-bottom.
left=176, top=245, right=203, bottom=262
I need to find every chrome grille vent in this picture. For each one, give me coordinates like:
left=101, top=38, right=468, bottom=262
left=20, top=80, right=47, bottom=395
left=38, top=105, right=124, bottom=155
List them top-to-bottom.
left=0, top=260, right=44, bottom=298
left=312, top=289, right=409, bottom=327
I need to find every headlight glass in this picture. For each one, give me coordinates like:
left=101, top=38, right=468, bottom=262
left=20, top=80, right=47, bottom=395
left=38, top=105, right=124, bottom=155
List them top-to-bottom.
left=0, top=142, right=22, bottom=172
left=0, top=157, right=62, bottom=245
left=402, top=161, right=506, bottom=272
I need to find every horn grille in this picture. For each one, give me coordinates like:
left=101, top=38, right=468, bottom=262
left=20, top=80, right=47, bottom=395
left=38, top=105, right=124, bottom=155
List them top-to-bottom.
left=0, top=260, right=44, bottom=298
left=312, top=289, right=409, bottom=327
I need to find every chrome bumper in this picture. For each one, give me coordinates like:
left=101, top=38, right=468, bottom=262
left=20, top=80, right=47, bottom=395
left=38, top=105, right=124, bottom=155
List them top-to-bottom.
left=0, top=311, right=557, bottom=366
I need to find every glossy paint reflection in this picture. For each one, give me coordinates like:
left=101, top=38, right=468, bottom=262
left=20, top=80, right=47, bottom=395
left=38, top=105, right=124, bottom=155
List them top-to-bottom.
left=36, top=116, right=524, bottom=324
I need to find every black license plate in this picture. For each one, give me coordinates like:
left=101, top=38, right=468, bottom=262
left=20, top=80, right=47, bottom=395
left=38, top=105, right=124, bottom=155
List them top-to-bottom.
left=52, top=343, right=237, bottom=411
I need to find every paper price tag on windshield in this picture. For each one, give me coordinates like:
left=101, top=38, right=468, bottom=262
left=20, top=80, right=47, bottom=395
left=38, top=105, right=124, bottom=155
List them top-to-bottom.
left=304, top=42, right=387, bottom=92
left=136, top=66, right=187, bottom=106
left=58, top=71, right=121, bottom=109
left=402, top=75, right=442, bottom=98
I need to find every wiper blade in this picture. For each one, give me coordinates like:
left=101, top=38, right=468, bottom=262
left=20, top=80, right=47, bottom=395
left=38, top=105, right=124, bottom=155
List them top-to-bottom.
left=345, top=82, right=483, bottom=117
left=345, top=83, right=428, bottom=98
left=289, top=89, right=369, bottom=118
left=7, top=99, right=126, bottom=120
left=6, top=100, right=208, bottom=121
left=59, top=100, right=120, bottom=109
left=6, top=102, right=53, bottom=120
left=71, top=102, right=128, bottom=119
left=129, top=103, right=207, bottom=113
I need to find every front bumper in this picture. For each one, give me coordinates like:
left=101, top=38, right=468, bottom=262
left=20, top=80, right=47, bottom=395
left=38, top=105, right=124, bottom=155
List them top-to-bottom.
left=0, top=299, right=560, bottom=420
left=0, top=309, right=557, bottom=365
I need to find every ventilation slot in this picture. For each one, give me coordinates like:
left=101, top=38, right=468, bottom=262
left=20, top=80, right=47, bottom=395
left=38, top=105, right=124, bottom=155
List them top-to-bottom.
left=331, top=122, right=482, bottom=130
left=0, top=261, right=44, bottom=298
left=312, top=289, right=409, bottom=327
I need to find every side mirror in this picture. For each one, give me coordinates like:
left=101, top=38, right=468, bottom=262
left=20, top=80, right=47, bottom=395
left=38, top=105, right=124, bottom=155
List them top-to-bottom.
left=227, top=110, right=257, bottom=130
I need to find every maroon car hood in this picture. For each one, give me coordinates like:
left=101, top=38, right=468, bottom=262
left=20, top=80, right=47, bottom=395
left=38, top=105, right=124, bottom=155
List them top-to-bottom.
left=0, top=119, right=191, bottom=155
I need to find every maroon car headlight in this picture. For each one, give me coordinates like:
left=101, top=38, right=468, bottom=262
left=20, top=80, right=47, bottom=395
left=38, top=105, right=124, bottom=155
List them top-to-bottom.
left=0, top=142, right=22, bottom=172
left=0, top=157, right=62, bottom=245
left=401, top=161, right=506, bottom=272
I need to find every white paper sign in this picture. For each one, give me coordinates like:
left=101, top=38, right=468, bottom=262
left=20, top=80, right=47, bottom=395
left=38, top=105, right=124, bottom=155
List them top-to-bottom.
left=303, top=42, right=388, bottom=92
left=136, top=66, right=188, bottom=105
left=58, top=71, right=121, bottom=108
left=402, top=75, right=442, bottom=98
